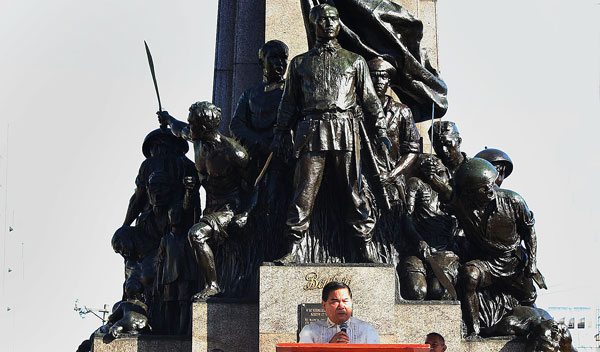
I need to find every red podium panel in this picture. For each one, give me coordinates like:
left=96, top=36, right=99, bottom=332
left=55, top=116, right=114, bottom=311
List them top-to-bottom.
left=276, top=343, right=430, bottom=352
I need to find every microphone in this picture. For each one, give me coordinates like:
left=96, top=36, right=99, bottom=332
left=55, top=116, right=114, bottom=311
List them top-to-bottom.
left=340, top=321, right=348, bottom=333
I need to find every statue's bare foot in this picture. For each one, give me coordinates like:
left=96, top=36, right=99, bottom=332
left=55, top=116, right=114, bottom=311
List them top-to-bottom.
left=274, top=243, right=302, bottom=265
left=274, top=252, right=299, bottom=265
left=191, top=284, right=221, bottom=302
left=109, top=326, right=123, bottom=339
left=465, top=333, right=482, bottom=341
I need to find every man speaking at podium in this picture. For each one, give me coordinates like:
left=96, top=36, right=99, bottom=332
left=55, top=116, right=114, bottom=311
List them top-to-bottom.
left=299, top=282, right=380, bottom=343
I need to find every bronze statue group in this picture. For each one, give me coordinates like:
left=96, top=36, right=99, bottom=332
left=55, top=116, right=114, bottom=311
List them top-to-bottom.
left=93, top=2, right=576, bottom=352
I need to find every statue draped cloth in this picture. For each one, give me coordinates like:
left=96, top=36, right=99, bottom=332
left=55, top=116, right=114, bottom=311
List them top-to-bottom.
left=300, top=0, right=448, bottom=122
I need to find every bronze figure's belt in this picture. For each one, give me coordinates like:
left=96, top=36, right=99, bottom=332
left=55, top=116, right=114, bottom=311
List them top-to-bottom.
left=301, top=110, right=353, bottom=121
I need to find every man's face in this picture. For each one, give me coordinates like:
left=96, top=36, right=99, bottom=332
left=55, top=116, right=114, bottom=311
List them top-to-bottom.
left=314, top=8, right=340, bottom=40
left=263, top=50, right=288, bottom=82
left=370, top=71, right=390, bottom=97
left=188, top=113, right=217, bottom=141
left=433, top=134, right=461, bottom=165
left=149, top=139, right=168, bottom=158
left=492, top=163, right=506, bottom=187
left=148, top=179, right=172, bottom=207
left=466, top=179, right=496, bottom=206
left=113, top=238, right=133, bottom=259
left=322, top=288, right=353, bottom=325
left=530, top=321, right=561, bottom=352
left=425, top=335, right=447, bottom=352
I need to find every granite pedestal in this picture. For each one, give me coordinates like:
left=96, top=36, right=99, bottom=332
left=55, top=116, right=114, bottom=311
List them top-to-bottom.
left=94, top=264, right=526, bottom=352
left=192, top=301, right=259, bottom=352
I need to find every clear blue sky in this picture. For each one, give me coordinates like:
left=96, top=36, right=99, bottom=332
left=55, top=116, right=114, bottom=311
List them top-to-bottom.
left=0, top=1, right=598, bottom=351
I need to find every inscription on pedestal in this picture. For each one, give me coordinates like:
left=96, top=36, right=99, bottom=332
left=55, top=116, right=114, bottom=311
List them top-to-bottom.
left=303, top=271, right=352, bottom=290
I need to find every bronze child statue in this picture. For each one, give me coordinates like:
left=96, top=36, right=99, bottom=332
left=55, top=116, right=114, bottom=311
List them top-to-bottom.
left=400, top=155, right=458, bottom=300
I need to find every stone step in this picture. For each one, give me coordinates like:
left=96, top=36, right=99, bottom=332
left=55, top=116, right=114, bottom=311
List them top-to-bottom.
left=92, top=334, right=191, bottom=352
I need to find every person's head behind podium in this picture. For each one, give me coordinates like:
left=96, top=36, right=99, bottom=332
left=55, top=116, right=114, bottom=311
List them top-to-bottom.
left=321, top=281, right=353, bottom=325
left=425, top=332, right=447, bottom=352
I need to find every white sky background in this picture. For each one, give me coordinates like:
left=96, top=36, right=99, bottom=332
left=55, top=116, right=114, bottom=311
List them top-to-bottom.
left=0, top=0, right=598, bottom=351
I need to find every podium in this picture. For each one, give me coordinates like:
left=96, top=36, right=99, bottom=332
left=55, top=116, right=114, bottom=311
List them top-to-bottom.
left=275, top=343, right=430, bottom=352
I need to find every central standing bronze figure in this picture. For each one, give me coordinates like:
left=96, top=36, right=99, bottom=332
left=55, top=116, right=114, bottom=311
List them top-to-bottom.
left=272, top=4, right=391, bottom=263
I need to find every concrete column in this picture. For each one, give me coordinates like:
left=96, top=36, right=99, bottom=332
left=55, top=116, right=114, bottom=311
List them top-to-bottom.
left=212, top=0, right=236, bottom=132
left=213, top=0, right=265, bottom=134
left=265, top=0, right=308, bottom=62
left=393, top=0, right=441, bottom=150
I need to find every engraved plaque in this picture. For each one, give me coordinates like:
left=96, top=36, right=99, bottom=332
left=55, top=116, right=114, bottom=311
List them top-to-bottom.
left=297, top=303, right=326, bottom=335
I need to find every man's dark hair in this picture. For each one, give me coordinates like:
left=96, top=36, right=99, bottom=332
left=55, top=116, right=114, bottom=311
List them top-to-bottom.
left=309, top=3, right=338, bottom=25
left=258, top=40, right=289, bottom=65
left=368, top=56, right=397, bottom=78
left=188, top=101, right=222, bottom=132
left=428, top=120, right=460, bottom=143
left=111, top=226, right=138, bottom=257
left=321, top=281, right=352, bottom=301
left=426, top=332, right=445, bottom=344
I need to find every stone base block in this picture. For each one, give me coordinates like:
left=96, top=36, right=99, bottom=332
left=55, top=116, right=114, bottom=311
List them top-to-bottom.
left=192, top=300, right=258, bottom=352
left=394, top=300, right=527, bottom=352
left=395, top=300, right=462, bottom=350
left=260, top=333, right=297, bottom=352
left=379, top=334, right=397, bottom=344
left=93, top=335, right=191, bottom=352
left=462, top=337, right=527, bottom=352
